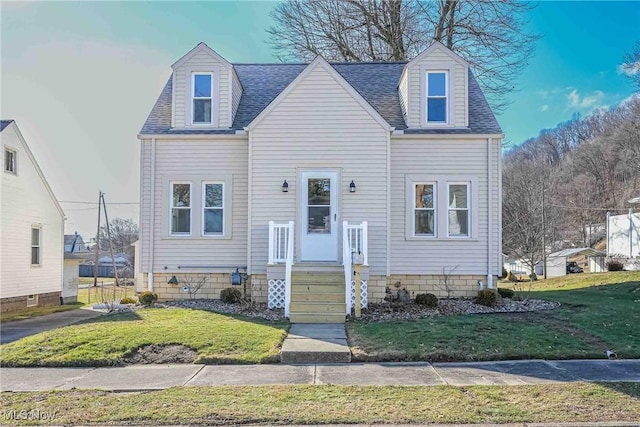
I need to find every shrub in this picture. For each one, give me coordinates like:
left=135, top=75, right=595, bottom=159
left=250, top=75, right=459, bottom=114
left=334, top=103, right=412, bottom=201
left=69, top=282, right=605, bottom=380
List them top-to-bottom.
left=606, top=260, right=624, bottom=271
left=501, top=267, right=508, bottom=278
left=506, top=271, right=518, bottom=282
left=529, top=272, right=538, bottom=281
left=220, top=287, right=242, bottom=304
left=497, top=288, right=515, bottom=298
left=474, top=290, right=497, bottom=307
left=138, top=291, right=158, bottom=307
left=415, top=293, right=438, bottom=308
left=120, top=296, right=136, bottom=304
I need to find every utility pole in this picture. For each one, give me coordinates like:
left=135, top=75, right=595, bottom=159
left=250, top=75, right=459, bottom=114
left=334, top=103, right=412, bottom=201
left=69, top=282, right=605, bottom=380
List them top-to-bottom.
left=542, top=181, right=547, bottom=280
left=93, top=191, right=102, bottom=288
left=101, top=193, right=121, bottom=301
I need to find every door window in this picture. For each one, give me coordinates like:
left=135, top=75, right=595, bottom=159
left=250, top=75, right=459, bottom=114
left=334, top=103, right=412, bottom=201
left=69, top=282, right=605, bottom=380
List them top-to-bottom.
left=307, top=178, right=331, bottom=233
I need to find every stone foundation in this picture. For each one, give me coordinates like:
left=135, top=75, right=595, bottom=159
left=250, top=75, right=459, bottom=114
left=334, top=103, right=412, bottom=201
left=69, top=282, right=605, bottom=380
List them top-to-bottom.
left=143, top=273, right=249, bottom=301
left=1, top=291, right=61, bottom=313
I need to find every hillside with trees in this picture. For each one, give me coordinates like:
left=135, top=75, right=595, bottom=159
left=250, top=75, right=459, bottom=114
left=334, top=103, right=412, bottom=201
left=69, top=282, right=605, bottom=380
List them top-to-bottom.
left=503, top=95, right=640, bottom=269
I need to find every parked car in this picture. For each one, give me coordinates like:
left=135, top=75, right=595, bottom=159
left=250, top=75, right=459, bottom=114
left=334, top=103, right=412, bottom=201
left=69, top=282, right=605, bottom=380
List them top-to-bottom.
left=566, top=262, right=584, bottom=274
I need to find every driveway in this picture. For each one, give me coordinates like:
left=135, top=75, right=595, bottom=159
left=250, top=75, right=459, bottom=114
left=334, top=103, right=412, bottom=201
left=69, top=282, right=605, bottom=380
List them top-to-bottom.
left=0, top=308, right=104, bottom=344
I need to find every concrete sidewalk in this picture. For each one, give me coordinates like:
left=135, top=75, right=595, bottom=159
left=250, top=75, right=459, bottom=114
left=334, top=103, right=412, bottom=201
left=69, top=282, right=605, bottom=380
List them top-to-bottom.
left=0, top=307, right=104, bottom=344
left=2, top=359, right=639, bottom=392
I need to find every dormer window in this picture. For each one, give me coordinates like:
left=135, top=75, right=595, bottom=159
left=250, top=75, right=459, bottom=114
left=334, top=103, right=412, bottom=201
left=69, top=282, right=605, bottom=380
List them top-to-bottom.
left=426, top=71, right=447, bottom=124
left=192, top=73, right=213, bottom=124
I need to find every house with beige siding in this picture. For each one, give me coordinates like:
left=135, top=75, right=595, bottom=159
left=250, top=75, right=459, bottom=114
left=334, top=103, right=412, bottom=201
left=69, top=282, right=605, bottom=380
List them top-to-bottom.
left=138, top=41, right=503, bottom=323
left=1, top=120, right=65, bottom=312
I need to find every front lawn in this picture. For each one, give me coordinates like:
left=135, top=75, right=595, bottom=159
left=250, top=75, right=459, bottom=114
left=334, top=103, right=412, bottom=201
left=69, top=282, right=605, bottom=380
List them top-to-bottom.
left=348, top=271, right=640, bottom=362
left=0, top=308, right=288, bottom=366
left=1, top=383, right=639, bottom=425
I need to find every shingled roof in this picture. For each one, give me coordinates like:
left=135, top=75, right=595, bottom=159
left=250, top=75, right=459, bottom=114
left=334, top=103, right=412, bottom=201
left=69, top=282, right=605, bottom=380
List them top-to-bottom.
left=140, top=62, right=501, bottom=135
left=1, top=120, right=15, bottom=132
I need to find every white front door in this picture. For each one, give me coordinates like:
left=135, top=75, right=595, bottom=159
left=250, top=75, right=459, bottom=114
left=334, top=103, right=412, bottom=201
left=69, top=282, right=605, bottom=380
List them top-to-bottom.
left=300, top=171, right=338, bottom=261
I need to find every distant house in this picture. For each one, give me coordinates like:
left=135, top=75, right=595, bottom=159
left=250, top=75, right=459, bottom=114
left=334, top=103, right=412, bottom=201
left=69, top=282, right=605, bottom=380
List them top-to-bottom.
left=1, top=120, right=65, bottom=312
left=605, top=204, right=640, bottom=270
left=63, top=232, right=91, bottom=304
left=64, top=232, right=89, bottom=253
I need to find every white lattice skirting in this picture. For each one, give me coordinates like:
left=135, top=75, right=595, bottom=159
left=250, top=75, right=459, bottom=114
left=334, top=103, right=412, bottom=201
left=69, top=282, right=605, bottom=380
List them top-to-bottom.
left=268, top=279, right=286, bottom=309
left=350, top=279, right=368, bottom=309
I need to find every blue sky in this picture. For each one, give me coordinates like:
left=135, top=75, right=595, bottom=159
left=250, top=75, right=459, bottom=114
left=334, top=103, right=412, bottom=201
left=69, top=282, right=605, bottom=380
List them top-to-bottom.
left=1, top=1, right=639, bottom=237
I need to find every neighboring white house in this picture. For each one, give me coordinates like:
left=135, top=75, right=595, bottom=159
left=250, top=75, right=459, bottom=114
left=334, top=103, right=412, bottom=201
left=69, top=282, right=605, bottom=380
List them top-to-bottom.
left=138, top=42, right=503, bottom=322
left=1, top=120, right=65, bottom=312
left=607, top=209, right=640, bottom=259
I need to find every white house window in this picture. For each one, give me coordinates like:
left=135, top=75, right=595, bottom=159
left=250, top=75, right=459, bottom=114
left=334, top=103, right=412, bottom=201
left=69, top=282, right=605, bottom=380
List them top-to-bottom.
left=426, top=71, right=447, bottom=123
left=192, top=73, right=213, bottom=124
left=4, top=148, right=16, bottom=174
left=171, top=183, right=191, bottom=235
left=203, top=183, right=224, bottom=235
left=448, top=183, right=470, bottom=237
left=414, top=184, right=436, bottom=236
left=31, top=227, right=41, bottom=265
left=27, top=294, right=38, bottom=307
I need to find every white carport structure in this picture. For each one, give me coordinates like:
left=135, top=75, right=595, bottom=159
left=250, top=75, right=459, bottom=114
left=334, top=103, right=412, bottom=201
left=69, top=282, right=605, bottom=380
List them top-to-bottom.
left=538, top=248, right=606, bottom=277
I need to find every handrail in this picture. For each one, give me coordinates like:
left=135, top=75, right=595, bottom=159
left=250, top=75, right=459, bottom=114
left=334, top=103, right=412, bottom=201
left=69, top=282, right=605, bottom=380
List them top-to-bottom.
left=268, top=220, right=294, bottom=317
left=285, top=220, right=294, bottom=318
left=343, top=221, right=368, bottom=315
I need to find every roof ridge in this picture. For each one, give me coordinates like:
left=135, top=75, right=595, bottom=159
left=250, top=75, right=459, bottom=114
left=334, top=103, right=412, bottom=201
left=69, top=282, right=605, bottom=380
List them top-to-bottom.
left=232, top=61, right=408, bottom=66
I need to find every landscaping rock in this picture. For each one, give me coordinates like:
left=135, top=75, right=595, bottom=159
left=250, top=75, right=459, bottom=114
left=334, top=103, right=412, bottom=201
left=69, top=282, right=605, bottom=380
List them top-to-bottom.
left=163, top=300, right=285, bottom=321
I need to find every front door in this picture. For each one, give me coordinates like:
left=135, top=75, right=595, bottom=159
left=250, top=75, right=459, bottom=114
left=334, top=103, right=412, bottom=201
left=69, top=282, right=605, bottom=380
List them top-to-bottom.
left=300, top=171, right=338, bottom=261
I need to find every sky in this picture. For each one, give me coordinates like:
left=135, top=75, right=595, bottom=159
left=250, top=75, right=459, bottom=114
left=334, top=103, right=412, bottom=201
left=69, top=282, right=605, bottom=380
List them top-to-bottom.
left=1, top=1, right=639, bottom=239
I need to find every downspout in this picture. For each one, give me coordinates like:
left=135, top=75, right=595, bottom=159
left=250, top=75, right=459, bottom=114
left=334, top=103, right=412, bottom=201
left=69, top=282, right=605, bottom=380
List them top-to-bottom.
left=247, top=129, right=253, bottom=275
left=386, top=130, right=391, bottom=277
left=487, top=137, right=494, bottom=289
left=497, top=137, right=503, bottom=277
left=148, top=138, right=156, bottom=291
left=630, top=208, right=634, bottom=258
left=606, top=211, right=611, bottom=257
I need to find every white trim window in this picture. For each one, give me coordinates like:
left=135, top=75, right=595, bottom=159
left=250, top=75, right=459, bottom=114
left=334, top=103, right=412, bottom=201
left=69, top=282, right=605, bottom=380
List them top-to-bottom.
left=426, top=71, right=447, bottom=123
left=192, top=73, right=213, bottom=124
left=4, top=147, right=16, bottom=174
left=170, top=182, right=192, bottom=235
left=202, top=182, right=224, bottom=235
left=414, top=183, right=436, bottom=236
left=448, top=183, right=470, bottom=237
left=31, top=226, right=41, bottom=266
left=27, top=294, right=38, bottom=307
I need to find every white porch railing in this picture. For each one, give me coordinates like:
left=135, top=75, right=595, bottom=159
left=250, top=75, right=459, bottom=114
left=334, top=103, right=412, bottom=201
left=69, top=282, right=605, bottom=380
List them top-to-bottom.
left=268, top=221, right=294, bottom=317
left=343, top=221, right=368, bottom=315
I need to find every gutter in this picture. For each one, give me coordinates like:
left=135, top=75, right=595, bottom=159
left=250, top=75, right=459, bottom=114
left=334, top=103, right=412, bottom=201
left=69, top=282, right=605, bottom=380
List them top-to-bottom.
left=148, top=138, right=156, bottom=292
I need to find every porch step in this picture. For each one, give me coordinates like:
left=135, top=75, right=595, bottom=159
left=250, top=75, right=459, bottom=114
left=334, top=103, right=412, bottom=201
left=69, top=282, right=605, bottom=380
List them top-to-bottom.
left=291, top=272, right=344, bottom=284
left=291, top=284, right=343, bottom=294
left=291, top=292, right=344, bottom=303
left=290, top=302, right=346, bottom=313
left=288, top=312, right=346, bottom=324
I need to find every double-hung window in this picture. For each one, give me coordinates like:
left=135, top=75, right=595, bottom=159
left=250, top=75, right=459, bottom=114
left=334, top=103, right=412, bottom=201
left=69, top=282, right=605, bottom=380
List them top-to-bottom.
left=426, top=71, right=447, bottom=123
left=192, top=73, right=213, bottom=124
left=4, top=148, right=16, bottom=174
left=202, top=182, right=224, bottom=235
left=171, top=183, right=191, bottom=235
left=447, top=183, right=470, bottom=237
left=414, top=184, right=436, bottom=236
left=31, top=227, right=41, bottom=265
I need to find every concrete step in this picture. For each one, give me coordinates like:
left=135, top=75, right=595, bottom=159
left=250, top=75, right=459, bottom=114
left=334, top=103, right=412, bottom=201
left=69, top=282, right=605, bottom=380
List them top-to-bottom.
left=292, top=284, right=344, bottom=294
left=291, top=292, right=345, bottom=303
left=290, top=302, right=346, bottom=313
left=289, top=313, right=346, bottom=323
left=281, top=323, right=351, bottom=363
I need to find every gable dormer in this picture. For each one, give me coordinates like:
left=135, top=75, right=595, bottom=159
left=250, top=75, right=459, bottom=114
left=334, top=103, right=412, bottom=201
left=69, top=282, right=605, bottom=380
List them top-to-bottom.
left=399, top=41, right=468, bottom=129
left=171, top=42, right=243, bottom=129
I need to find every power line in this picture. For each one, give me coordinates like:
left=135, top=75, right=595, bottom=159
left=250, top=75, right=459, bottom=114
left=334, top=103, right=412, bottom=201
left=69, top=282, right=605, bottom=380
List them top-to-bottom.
left=60, top=200, right=139, bottom=205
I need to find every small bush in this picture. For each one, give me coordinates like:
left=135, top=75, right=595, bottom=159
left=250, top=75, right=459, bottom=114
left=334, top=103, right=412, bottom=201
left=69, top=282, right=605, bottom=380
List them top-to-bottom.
left=606, top=260, right=624, bottom=271
left=501, top=267, right=508, bottom=278
left=506, top=271, right=518, bottom=282
left=220, top=287, right=242, bottom=304
left=497, top=288, right=515, bottom=298
left=474, top=290, right=497, bottom=307
left=138, top=291, right=158, bottom=307
left=415, top=293, right=438, bottom=308
left=120, top=296, right=136, bottom=304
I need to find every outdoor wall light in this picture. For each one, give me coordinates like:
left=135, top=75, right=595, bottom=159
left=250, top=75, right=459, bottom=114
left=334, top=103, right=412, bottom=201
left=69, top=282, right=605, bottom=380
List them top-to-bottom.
left=282, top=180, right=289, bottom=193
left=349, top=180, right=356, bottom=193
left=168, top=275, right=178, bottom=285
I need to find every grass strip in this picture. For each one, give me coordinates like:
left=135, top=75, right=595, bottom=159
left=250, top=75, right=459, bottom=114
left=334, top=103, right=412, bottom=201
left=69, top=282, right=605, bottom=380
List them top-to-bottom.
left=0, top=304, right=83, bottom=323
left=1, top=383, right=639, bottom=425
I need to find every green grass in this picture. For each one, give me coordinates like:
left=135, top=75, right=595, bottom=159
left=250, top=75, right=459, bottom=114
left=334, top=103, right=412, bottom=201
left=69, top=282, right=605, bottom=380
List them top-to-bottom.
left=348, top=271, right=640, bottom=362
left=0, top=304, right=83, bottom=323
left=0, top=308, right=288, bottom=366
left=2, top=383, right=639, bottom=425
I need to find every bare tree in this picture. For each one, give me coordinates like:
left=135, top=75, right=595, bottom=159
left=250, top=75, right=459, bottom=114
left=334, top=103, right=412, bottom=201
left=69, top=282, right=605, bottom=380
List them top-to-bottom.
left=267, top=0, right=539, bottom=111
left=620, top=40, right=640, bottom=90
left=99, top=218, right=139, bottom=259
left=436, top=265, right=458, bottom=299
left=180, top=275, right=207, bottom=300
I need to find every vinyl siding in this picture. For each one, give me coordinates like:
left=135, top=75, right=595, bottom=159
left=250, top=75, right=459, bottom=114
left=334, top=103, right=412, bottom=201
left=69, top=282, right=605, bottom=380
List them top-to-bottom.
left=406, top=45, right=467, bottom=128
left=172, top=50, right=231, bottom=128
left=250, top=64, right=389, bottom=275
left=398, top=68, right=408, bottom=120
left=231, top=69, right=243, bottom=125
left=1, top=124, right=63, bottom=299
left=390, top=137, right=501, bottom=275
left=139, top=138, right=248, bottom=272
